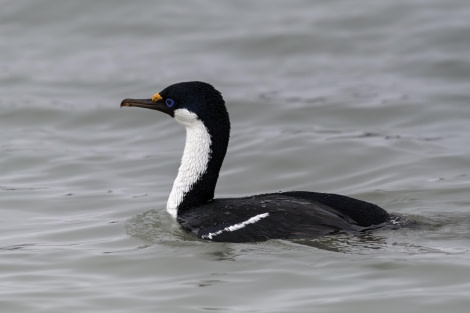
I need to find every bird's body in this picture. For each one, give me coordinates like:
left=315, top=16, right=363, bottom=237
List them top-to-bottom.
left=121, top=81, right=391, bottom=242
left=178, top=191, right=388, bottom=242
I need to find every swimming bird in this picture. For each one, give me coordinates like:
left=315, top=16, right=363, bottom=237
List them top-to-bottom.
left=121, top=81, right=390, bottom=242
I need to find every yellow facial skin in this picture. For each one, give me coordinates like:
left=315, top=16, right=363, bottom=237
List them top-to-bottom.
left=152, top=93, right=162, bottom=102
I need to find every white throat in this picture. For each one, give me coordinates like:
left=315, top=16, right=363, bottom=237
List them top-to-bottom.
left=167, top=108, right=212, bottom=218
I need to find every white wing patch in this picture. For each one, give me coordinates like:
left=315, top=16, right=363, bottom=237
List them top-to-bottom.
left=167, top=109, right=212, bottom=218
left=202, top=213, right=270, bottom=240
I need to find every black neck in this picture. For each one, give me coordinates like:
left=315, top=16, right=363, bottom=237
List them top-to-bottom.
left=176, top=109, right=230, bottom=213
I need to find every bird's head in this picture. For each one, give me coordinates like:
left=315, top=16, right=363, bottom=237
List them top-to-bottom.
left=121, top=81, right=229, bottom=129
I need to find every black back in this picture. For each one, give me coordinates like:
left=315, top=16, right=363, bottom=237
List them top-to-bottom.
left=178, top=191, right=390, bottom=242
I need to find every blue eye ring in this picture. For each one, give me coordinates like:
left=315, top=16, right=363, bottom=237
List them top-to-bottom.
left=165, top=98, right=175, bottom=108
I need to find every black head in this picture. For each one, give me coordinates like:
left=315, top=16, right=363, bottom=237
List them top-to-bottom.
left=121, top=81, right=228, bottom=124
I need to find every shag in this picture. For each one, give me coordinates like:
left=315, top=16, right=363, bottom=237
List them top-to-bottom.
left=121, top=81, right=390, bottom=242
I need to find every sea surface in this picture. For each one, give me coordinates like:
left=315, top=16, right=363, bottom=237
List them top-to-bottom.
left=2, top=0, right=470, bottom=312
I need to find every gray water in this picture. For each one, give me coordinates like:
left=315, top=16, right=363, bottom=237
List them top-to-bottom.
left=2, top=0, right=470, bottom=312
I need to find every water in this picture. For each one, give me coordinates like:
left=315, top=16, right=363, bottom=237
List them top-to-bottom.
left=2, top=0, right=470, bottom=312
